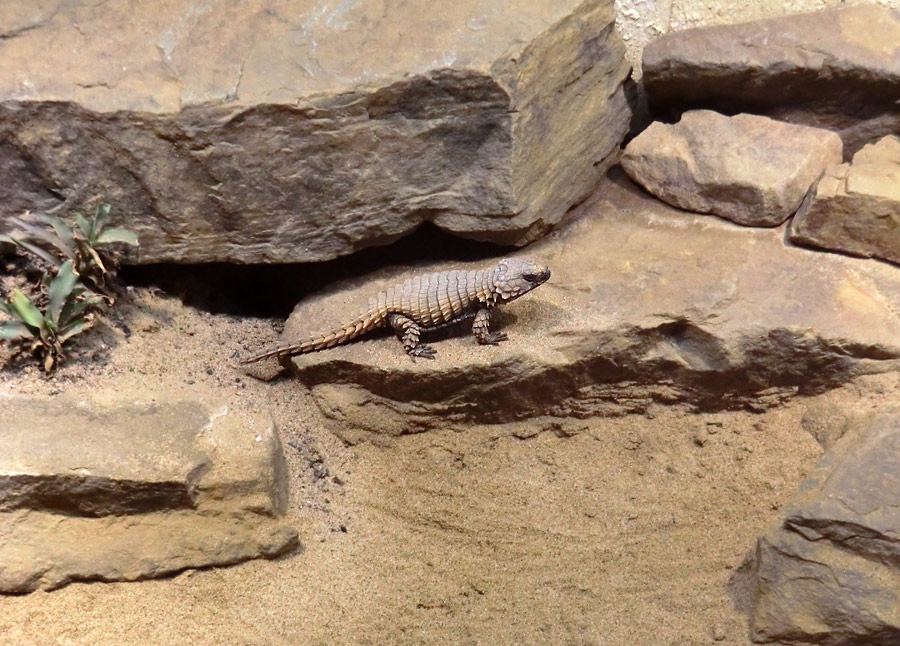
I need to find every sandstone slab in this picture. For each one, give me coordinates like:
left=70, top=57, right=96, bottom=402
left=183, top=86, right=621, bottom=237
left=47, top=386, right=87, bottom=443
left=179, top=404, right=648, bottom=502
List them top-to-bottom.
left=0, top=0, right=631, bottom=264
left=642, top=5, right=900, bottom=156
left=621, top=110, right=842, bottom=226
left=792, top=136, right=900, bottom=265
left=255, top=172, right=900, bottom=441
left=0, top=397, right=297, bottom=593
left=1, top=399, right=210, bottom=516
left=752, top=410, right=900, bottom=645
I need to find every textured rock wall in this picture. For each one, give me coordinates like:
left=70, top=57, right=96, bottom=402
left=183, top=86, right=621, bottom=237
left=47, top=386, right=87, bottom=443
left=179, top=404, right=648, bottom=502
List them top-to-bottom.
left=0, top=0, right=631, bottom=264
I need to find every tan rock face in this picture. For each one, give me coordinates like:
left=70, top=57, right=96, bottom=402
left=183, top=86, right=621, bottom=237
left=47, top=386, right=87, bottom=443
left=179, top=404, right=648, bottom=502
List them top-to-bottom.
left=0, top=0, right=631, bottom=264
left=642, top=5, right=900, bottom=156
left=621, top=111, right=843, bottom=226
left=791, top=135, right=900, bottom=265
left=256, top=173, right=900, bottom=442
left=0, top=398, right=297, bottom=593
left=1, top=400, right=210, bottom=516
left=752, top=410, right=900, bottom=644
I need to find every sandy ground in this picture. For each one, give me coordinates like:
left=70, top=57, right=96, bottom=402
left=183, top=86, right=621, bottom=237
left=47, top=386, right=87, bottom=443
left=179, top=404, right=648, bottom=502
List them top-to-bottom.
left=1, top=251, right=895, bottom=646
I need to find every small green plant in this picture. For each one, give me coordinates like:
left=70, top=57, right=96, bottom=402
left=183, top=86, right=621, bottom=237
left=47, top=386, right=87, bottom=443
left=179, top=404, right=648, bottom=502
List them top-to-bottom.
left=0, top=204, right=139, bottom=294
left=0, top=261, right=104, bottom=372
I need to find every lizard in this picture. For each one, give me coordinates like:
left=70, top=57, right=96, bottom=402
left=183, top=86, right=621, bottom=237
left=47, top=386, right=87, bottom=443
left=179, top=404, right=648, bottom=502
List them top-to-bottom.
left=240, top=257, right=551, bottom=364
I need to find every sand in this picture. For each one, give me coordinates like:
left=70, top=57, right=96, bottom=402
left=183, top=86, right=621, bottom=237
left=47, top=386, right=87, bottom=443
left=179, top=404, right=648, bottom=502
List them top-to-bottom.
left=2, top=258, right=896, bottom=645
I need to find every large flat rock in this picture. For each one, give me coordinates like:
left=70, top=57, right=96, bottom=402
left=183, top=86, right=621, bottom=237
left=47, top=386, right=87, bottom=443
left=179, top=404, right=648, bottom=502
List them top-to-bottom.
left=0, top=0, right=631, bottom=263
left=642, top=5, right=900, bottom=156
left=621, top=111, right=842, bottom=226
left=792, top=135, right=900, bottom=265
left=266, top=172, right=900, bottom=440
left=0, top=396, right=297, bottom=593
left=752, top=410, right=900, bottom=645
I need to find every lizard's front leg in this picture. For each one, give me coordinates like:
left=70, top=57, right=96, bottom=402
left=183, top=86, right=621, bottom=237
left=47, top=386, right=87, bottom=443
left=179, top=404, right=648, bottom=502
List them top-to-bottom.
left=472, top=307, right=508, bottom=345
left=389, top=313, right=436, bottom=359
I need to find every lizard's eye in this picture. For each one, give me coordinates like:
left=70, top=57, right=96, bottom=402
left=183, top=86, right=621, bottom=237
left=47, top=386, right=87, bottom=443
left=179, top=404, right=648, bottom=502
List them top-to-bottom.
left=522, top=273, right=537, bottom=282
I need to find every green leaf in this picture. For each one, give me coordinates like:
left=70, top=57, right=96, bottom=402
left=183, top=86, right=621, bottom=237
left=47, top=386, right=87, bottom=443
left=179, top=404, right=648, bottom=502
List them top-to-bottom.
left=92, top=204, right=111, bottom=241
left=75, top=213, right=92, bottom=239
left=37, top=214, right=77, bottom=256
left=10, top=217, right=72, bottom=258
left=96, top=228, right=139, bottom=247
left=7, top=236, right=62, bottom=267
left=48, top=261, right=79, bottom=325
left=10, top=290, right=45, bottom=329
left=59, top=291, right=103, bottom=327
left=0, top=297, right=12, bottom=316
left=59, top=316, right=92, bottom=343
left=0, top=320, right=32, bottom=340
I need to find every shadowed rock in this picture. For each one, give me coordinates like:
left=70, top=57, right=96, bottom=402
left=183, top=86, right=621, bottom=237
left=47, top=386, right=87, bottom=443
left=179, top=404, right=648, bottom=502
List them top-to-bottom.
left=0, top=0, right=631, bottom=263
left=642, top=5, right=900, bottom=157
left=262, top=172, right=900, bottom=441
left=0, top=397, right=297, bottom=593
left=752, top=410, right=900, bottom=645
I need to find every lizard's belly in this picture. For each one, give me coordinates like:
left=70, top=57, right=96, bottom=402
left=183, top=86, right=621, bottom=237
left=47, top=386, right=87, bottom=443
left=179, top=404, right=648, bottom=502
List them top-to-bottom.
left=413, top=303, right=480, bottom=330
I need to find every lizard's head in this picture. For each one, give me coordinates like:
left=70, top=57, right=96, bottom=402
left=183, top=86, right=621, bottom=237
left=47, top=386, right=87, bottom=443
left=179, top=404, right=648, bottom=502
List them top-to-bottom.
left=492, top=258, right=551, bottom=303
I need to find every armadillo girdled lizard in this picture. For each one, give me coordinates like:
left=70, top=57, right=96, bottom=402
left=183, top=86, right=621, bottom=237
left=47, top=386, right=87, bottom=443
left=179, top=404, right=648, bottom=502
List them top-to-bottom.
left=240, top=258, right=551, bottom=364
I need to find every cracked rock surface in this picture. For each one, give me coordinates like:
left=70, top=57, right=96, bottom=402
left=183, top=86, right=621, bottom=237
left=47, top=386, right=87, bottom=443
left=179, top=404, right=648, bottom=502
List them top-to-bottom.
left=0, top=0, right=631, bottom=263
left=642, top=5, right=900, bottom=157
left=792, top=135, right=900, bottom=265
left=265, top=172, right=900, bottom=441
left=0, top=396, right=297, bottom=593
left=752, top=409, right=900, bottom=645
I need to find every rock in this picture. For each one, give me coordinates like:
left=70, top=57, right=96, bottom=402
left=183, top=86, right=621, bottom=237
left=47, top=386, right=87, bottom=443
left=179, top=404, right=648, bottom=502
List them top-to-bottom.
left=0, top=0, right=631, bottom=264
left=642, top=5, right=900, bottom=156
left=621, top=111, right=842, bottom=226
left=791, top=136, right=900, bottom=265
left=268, top=171, right=900, bottom=441
left=0, top=397, right=297, bottom=593
left=1, top=399, right=210, bottom=516
left=800, top=403, right=851, bottom=451
left=752, top=410, right=900, bottom=645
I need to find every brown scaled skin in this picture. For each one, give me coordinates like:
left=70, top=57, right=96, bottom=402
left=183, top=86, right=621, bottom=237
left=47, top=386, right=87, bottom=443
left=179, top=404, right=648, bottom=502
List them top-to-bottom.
left=240, top=257, right=551, bottom=364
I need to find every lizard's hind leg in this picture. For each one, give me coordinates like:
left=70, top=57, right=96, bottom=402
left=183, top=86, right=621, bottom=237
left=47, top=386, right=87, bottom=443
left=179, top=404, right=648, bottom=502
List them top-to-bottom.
left=389, top=313, right=437, bottom=359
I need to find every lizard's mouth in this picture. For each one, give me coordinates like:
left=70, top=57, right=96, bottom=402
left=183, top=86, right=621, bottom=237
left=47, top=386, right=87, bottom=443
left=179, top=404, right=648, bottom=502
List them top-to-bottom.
left=527, top=268, right=550, bottom=286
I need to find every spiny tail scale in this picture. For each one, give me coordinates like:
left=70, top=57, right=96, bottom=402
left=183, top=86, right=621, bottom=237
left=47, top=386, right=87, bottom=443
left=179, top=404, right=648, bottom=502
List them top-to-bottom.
left=239, top=306, right=388, bottom=364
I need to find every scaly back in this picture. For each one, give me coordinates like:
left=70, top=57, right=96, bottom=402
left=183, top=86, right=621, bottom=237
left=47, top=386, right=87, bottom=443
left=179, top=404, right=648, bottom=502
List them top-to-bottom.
left=373, top=268, right=494, bottom=327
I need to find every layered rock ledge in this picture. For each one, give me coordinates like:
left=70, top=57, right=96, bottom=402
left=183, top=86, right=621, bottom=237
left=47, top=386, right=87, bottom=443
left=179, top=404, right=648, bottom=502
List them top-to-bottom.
left=0, top=0, right=631, bottom=263
left=642, top=5, right=900, bottom=156
left=263, top=173, right=900, bottom=440
left=0, top=397, right=297, bottom=593
left=752, top=409, right=900, bottom=645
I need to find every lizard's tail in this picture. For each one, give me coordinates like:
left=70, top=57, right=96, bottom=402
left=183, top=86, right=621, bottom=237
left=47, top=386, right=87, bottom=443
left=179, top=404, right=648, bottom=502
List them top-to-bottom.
left=240, top=309, right=384, bottom=365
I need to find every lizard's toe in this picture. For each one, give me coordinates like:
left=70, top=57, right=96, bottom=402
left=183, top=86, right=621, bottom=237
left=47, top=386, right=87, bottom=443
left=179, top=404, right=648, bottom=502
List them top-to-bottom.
left=479, top=332, right=508, bottom=345
left=409, top=344, right=437, bottom=360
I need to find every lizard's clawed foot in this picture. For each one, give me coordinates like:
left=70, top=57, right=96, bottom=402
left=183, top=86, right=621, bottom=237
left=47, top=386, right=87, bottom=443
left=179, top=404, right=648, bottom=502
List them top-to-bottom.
left=478, top=332, right=508, bottom=345
left=408, top=344, right=437, bottom=360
